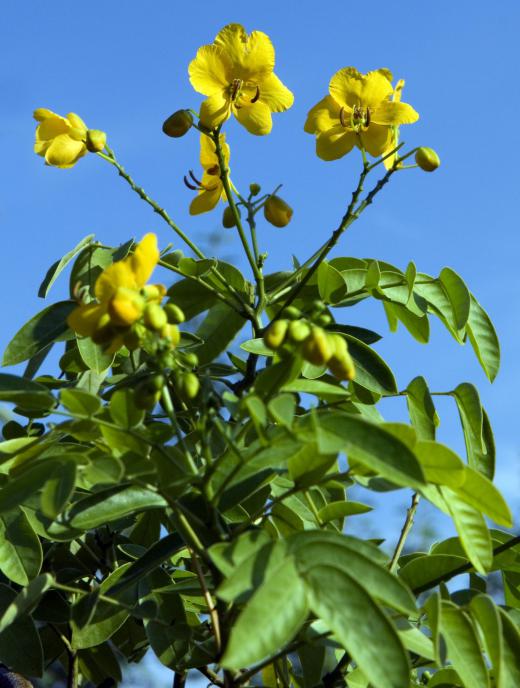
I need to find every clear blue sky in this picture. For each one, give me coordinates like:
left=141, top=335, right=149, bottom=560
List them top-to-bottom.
left=2, top=1, right=520, bottom=683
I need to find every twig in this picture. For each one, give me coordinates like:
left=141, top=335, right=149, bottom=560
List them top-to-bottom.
left=389, top=492, right=420, bottom=573
left=190, top=547, right=222, bottom=653
left=198, top=666, right=225, bottom=687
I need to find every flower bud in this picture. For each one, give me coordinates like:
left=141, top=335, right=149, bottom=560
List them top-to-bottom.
left=162, top=110, right=193, bottom=138
left=86, top=129, right=107, bottom=153
left=415, top=147, right=440, bottom=172
left=249, top=183, right=261, bottom=196
left=264, top=195, right=293, bottom=228
left=222, top=205, right=240, bottom=228
left=141, top=284, right=167, bottom=302
left=108, top=289, right=145, bottom=327
left=144, top=303, right=168, bottom=331
left=164, top=303, right=186, bottom=324
left=283, top=306, right=301, bottom=320
left=316, top=313, right=332, bottom=327
left=263, top=319, right=289, bottom=350
left=288, top=319, right=311, bottom=343
left=161, top=323, right=180, bottom=347
left=302, top=327, right=332, bottom=366
left=327, top=334, right=356, bottom=381
left=182, top=352, right=199, bottom=368
left=179, top=372, right=200, bottom=400
left=149, top=374, right=165, bottom=391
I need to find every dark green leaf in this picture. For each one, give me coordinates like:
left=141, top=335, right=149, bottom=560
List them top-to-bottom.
left=38, top=234, right=95, bottom=298
left=195, top=303, right=245, bottom=364
left=339, top=334, right=397, bottom=394
left=77, top=337, right=115, bottom=373
left=0, top=373, right=55, bottom=410
left=405, top=376, right=439, bottom=441
left=40, top=460, right=77, bottom=518
left=0, top=509, right=42, bottom=584
left=0, top=573, right=53, bottom=633
left=0, top=583, right=43, bottom=676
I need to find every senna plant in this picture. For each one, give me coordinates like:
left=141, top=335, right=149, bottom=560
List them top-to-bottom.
left=0, top=21, right=518, bottom=688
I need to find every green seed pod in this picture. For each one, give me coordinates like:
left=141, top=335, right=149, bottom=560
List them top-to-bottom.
left=162, top=109, right=193, bottom=138
left=85, top=129, right=107, bottom=153
left=415, top=147, right=440, bottom=172
left=249, top=183, right=261, bottom=196
left=264, top=195, right=293, bottom=228
left=222, top=205, right=240, bottom=228
left=141, top=284, right=166, bottom=302
left=310, top=299, right=326, bottom=314
left=144, top=303, right=168, bottom=331
left=164, top=303, right=186, bottom=324
left=283, top=306, right=301, bottom=320
left=316, top=313, right=332, bottom=326
left=263, top=319, right=289, bottom=350
left=288, top=319, right=311, bottom=343
left=161, top=323, right=181, bottom=347
left=302, top=327, right=333, bottom=366
left=327, top=334, right=355, bottom=380
left=183, top=352, right=199, bottom=368
left=180, top=372, right=200, bottom=400
left=149, top=374, right=165, bottom=391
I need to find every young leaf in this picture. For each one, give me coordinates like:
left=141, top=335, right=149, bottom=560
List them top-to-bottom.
left=38, top=234, right=95, bottom=298
left=317, top=261, right=347, bottom=304
left=439, top=267, right=471, bottom=330
left=466, top=294, right=500, bottom=382
left=405, top=376, right=439, bottom=440
left=452, top=382, right=495, bottom=479
left=414, top=441, right=466, bottom=488
left=453, top=466, right=512, bottom=527
left=443, top=488, right=493, bottom=574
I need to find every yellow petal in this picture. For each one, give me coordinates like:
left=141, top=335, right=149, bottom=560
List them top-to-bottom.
left=214, top=24, right=275, bottom=81
left=189, top=44, right=233, bottom=96
left=330, top=67, right=392, bottom=109
left=258, top=72, right=294, bottom=113
left=393, top=79, right=405, bottom=103
left=199, top=91, right=231, bottom=130
left=304, top=95, right=342, bottom=134
left=234, top=101, right=272, bottom=135
left=371, top=101, right=419, bottom=125
left=33, top=108, right=60, bottom=122
left=66, top=112, right=88, bottom=132
left=35, top=116, right=70, bottom=142
left=359, top=124, right=393, bottom=157
left=315, top=127, right=356, bottom=161
left=44, top=134, right=87, bottom=168
left=200, top=134, right=219, bottom=168
left=189, top=187, right=222, bottom=215
left=130, top=233, right=159, bottom=287
left=95, top=262, right=136, bottom=302
left=108, top=292, right=143, bottom=326
left=67, top=303, right=106, bottom=337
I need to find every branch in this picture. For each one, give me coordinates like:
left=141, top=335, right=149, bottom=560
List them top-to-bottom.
left=389, top=492, right=420, bottom=573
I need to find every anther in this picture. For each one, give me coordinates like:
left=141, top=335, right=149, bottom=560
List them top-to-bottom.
left=251, top=86, right=260, bottom=103
left=339, top=107, right=347, bottom=127
left=189, top=170, right=203, bottom=186
left=183, top=175, right=199, bottom=191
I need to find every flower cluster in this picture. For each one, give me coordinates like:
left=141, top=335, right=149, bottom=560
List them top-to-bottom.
left=34, top=109, right=106, bottom=168
left=68, top=233, right=182, bottom=353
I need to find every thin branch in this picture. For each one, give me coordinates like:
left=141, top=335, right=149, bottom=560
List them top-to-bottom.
left=389, top=492, right=420, bottom=573
left=190, top=547, right=222, bottom=653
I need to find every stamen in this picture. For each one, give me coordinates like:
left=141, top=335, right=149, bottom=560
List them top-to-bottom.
left=230, top=78, right=242, bottom=101
left=251, top=86, right=260, bottom=103
left=339, top=107, right=347, bottom=127
left=365, top=108, right=371, bottom=127
left=206, top=164, right=220, bottom=176
left=189, top=169, right=203, bottom=186
left=183, top=175, right=199, bottom=191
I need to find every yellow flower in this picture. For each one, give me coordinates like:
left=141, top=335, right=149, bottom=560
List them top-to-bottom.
left=189, top=23, right=294, bottom=135
left=304, top=68, right=419, bottom=161
left=382, top=78, right=405, bottom=170
left=33, top=109, right=91, bottom=168
left=188, top=134, right=230, bottom=215
left=68, top=233, right=160, bottom=351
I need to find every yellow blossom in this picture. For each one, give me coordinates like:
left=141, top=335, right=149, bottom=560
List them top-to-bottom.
left=189, top=23, right=293, bottom=135
left=304, top=68, right=419, bottom=161
left=382, top=78, right=405, bottom=170
left=33, top=109, right=105, bottom=168
left=189, top=134, right=229, bottom=215
left=68, top=233, right=160, bottom=351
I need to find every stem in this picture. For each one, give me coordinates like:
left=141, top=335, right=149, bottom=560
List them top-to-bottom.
left=161, top=384, right=198, bottom=475
left=389, top=492, right=420, bottom=573
left=413, top=534, right=520, bottom=595
left=190, top=547, right=222, bottom=653
left=67, top=650, right=78, bottom=688
left=322, top=652, right=351, bottom=688
left=198, top=667, right=225, bottom=687
left=173, top=672, right=187, bottom=688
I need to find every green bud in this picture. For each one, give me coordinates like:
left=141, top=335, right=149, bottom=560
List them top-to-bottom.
left=162, top=109, right=193, bottom=138
left=86, top=129, right=107, bottom=153
left=415, top=147, right=440, bottom=172
left=249, top=183, right=261, bottom=196
left=264, top=195, right=293, bottom=228
left=222, top=205, right=240, bottom=228
left=310, top=299, right=326, bottom=313
left=144, top=303, right=168, bottom=331
left=164, top=303, right=186, bottom=324
left=283, top=306, right=301, bottom=320
left=316, top=313, right=332, bottom=326
left=263, top=319, right=289, bottom=350
left=288, top=319, right=311, bottom=343
left=161, top=323, right=180, bottom=347
left=302, top=327, right=333, bottom=366
left=327, top=334, right=356, bottom=380
left=183, top=352, right=199, bottom=368
left=179, top=372, right=200, bottom=400
left=149, top=374, right=165, bottom=391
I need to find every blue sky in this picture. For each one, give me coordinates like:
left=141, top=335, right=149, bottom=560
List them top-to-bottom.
left=2, top=1, right=520, bottom=683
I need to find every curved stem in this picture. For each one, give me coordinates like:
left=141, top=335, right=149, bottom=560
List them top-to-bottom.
left=389, top=492, right=420, bottom=573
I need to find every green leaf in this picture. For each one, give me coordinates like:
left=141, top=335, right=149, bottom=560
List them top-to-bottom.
left=38, top=234, right=95, bottom=298
left=177, top=257, right=217, bottom=277
left=365, top=260, right=381, bottom=290
left=317, top=262, right=347, bottom=304
left=439, top=267, right=471, bottom=330
left=413, top=274, right=462, bottom=340
left=167, top=278, right=218, bottom=320
left=466, top=294, right=500, bottom=382
left=3, top=301, right=76, bottom=366
left=195, top=302, right=245, bottom=364
left=384, top=302, right=430, bottom=343
left=328, top=324, right=382, bottom=344
left=339, top=334, right=397, bottom=394
left=77, top=336, right=115, bottom=373
left=240, top=338, right=274, bottom=356
left=0, top=373, right=55, bottom=410
left=405, top=376, right=439, bottom=440
left=281, top=378, right=349, bottom=399
left=452, top=382, right=495, bottom=479
left=60, top=387, right=102, bottom=416
left=110, top=389, right=144, bottom=429
left=267, top=394, right=296, bottom=428
left=307, top=412, right=425, bottom=488
left=414, top=441, right=466, bottom=488
left=0, top=460, right=60, bottom=514
left=40, top=460, right=77, bottom=519
left=453, top=466, right=512, bottom=527
left=68, top=485, right=167, bottom=530
left=444, top=488, right=492, bottom=574
left=317, top=500, right=372, bottom=523
left=0, top=509, right=42, bottom=584
left=398, top=554, right=468, bottom=590
left=222, top=557, right=308, bottom=669
left=304, top=564, right=410, bottom=688
left=0, top=573, right=53, bottom=633
left=0, top=583, right=43, bottom=677
left=469, top=595, right=503, bottom=688
left=440, top=600, right=490, bottom=688
left=498, top=608, right=520, bottom=688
